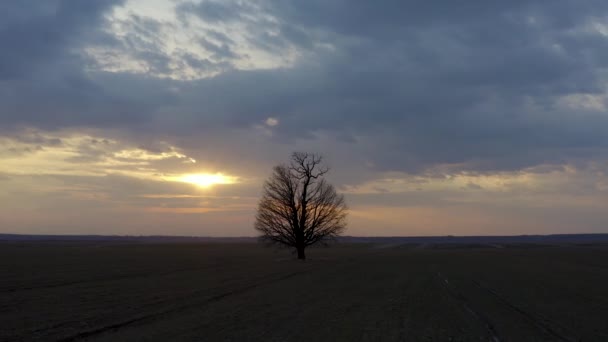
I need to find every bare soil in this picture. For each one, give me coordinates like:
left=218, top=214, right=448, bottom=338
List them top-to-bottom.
left=1, top=242, right=607, bottom=341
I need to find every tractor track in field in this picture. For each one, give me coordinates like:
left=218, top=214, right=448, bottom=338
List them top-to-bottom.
left=56, top=269, right=308, bottom=342
left=437, top=270, right=576, bottom=342
left=436, top=272, right=502, bottom=342
left=472, top=280, right=576, bottom=342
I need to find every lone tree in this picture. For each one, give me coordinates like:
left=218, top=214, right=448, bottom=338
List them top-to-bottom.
left=255, top=152, right=347, bottom=260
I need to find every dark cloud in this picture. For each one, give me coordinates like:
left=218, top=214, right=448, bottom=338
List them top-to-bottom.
left=0, top=0, right=123, bottom=79
left=0, top=0, right=144, bottom=129
left=2, top=0, right=608, bottom=175
left=171, top=0, right=608, bottom=172
left=177, top=0, right=252, bottom=23
left=205, top=30, right=236, bottom=45
left=198, top=37, right=240, bottom=60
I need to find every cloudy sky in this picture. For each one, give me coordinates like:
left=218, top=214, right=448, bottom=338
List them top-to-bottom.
left=1, top=0, right=608, bottom=237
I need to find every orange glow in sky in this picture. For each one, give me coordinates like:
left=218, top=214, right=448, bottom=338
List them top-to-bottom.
left=170, top=173, right=238, bottom=188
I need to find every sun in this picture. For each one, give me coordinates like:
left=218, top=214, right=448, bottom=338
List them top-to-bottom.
left=173, top=173, right=237, bottom=188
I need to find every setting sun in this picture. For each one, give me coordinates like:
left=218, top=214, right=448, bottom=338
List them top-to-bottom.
left=173, top=173, right=237, bottom=188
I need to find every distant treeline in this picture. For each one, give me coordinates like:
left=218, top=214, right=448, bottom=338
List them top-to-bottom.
left=1, top=233, right=608, bottom=244
left=339, top=234, right=608, bottom=244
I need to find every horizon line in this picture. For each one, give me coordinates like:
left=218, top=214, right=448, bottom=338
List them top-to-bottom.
left=2, top=232, right=608, bottom=239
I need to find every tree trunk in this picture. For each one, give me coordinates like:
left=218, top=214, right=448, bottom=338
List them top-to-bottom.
left=297, top=245, right=306, bottom=260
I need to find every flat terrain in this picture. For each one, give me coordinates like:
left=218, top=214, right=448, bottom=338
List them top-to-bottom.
left=1, top=242, right=608, bottom=341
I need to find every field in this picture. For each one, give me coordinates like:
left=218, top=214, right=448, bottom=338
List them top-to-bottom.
left=1, top=241, right=608, bottom=341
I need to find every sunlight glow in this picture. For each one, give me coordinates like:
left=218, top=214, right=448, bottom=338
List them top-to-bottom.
left=173, top=173, right=238, bottom=188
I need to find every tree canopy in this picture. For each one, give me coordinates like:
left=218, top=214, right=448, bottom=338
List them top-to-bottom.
left=255, top=152, right=347, bottom=259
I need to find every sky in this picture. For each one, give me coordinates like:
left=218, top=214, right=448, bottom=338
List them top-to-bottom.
left=1, top=0, right=608, bottom=237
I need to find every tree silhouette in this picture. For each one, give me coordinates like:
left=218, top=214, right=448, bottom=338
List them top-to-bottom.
left=255, top=152, right=347, bottom=260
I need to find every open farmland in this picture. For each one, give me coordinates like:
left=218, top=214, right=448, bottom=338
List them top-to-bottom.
left=1, top=241, right=608, bottom=341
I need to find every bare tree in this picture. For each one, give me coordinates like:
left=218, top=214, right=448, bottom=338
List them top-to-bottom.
left=255, top=152, right=347, bottom=260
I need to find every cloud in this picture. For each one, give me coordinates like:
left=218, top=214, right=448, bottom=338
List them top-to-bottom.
left=0, top=0, right=123, bottom=79
left=2, top=0, right=608, bottom=235
left=158, top=0, right=608, bottom=174
left=177, top=0, right=249, bottom=23
left=3, top=1, right=608, bottom=174
left=265, top=117, right=278, bottom=127
left=0, top=130, right=204, bottom=180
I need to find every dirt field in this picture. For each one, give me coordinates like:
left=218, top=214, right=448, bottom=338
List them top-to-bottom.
left=1, top=242, right=607, bottom=341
